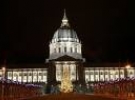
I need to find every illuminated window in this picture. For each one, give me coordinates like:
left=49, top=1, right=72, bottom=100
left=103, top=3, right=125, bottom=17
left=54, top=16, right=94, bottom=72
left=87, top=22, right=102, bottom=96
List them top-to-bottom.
left=59, top=47, right=61, bottom=53
left=64, top=47, right=66, bottom=52
left=70, top=47, right=72, bottom=53
left=75, top=47, right=77, bottom=53
left=54, top=48, right=56, bottom=53
left=120, top=70, right=124, bottom=78
left=8, top=72, right=12, bottom=77
left=18, top=72, right=22, bottom=82
left=85, top=72, right=89, bottom=74
left=90, top=72, right=94, bottom=75
left=95, top=72, right=98, bottom=75
left=100, top=72, right=103, bottom=75
left=105, top=72, right=108, bottom=75
left=115, top=72, right=118, bottom=75
left=120, top=72, right=123, bottom=74
left=130, top=72, right=133, bottom=74
left=14, top=73, right=18, bottom=76
left=19, top=73, right=23, bottom=76
left=23, top=73, right=27, bottom=76
left=29, top=73, right=32, bottom=76
left=34, top=73, right=37, bottom=75
left=39, top=73, right=43, bottom=76
left=43, top=73, right=47, bottom=76
left=85, top=75, right=90, bottom=82
left=90, top=75, right=94, bottom=81
left=100, top=78, right=104, bottom=81
left=105, top=78, right=109, bottom=81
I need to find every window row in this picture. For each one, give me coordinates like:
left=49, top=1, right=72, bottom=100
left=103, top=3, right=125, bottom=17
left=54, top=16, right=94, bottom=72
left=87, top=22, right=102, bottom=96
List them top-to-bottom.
left=53, top=47, right=80, bottom=53
left=85, top=69, right=135, bottom=75
left=85, top=71, right=125, bottom=75
left=7, top=72, right=47, bottom=77
left=85, top=74, right=125, bottom=82
left=8, top=76, right=47, bottom=83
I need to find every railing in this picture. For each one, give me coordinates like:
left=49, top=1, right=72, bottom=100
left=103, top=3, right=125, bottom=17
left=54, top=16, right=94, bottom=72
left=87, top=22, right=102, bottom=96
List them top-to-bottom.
left=93, top=77, right=135, bottom=99
left=0, top=78, right=43, bottom=100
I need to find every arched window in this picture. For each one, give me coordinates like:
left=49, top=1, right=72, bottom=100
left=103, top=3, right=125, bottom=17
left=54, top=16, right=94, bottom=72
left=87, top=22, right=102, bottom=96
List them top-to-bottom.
left=59, top=47, right=61, bottom=53
left=64, top=47, right=66, bottom=53
left=70, top=47, right=72, bottom=53
left=75, top=47, right=77, bottom=53
left=54, top=48, right=56, bottom=53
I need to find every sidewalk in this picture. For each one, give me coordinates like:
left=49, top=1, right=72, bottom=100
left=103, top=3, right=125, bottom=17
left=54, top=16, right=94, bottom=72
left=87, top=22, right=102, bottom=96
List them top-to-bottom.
left=87, top=94, right=135, bottom=100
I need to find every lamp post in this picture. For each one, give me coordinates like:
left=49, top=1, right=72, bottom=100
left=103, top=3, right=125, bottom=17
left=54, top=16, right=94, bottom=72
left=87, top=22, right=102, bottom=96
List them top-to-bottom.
left=124, top=64, right=131, bottom=78
left=1, top=67, right=6, bottom=100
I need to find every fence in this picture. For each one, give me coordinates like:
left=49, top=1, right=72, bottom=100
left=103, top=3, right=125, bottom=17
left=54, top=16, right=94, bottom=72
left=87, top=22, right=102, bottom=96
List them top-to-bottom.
left=93, top=77, right=135, bottom=99
left=0, top=78, right=43, bottom=100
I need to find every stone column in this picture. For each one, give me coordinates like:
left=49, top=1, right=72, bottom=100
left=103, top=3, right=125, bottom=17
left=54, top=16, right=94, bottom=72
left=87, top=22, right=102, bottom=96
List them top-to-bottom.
left=47, top=61, right=56, bottom=85
left=77, top=62, right=85, bottom=84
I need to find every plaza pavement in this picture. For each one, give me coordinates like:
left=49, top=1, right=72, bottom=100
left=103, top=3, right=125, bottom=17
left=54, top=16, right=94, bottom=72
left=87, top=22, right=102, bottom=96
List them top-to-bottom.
left=19, top=93, right=128, bottom=100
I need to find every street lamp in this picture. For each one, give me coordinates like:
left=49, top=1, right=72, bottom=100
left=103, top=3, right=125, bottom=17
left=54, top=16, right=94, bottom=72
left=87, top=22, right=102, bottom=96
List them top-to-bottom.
left=124, top=64, right=131, bottom=78
left=125, top=64, right=131, bottom=69
left=1, top=66, right=6, bottom=100
left=2, top=67, right=6, bottom=78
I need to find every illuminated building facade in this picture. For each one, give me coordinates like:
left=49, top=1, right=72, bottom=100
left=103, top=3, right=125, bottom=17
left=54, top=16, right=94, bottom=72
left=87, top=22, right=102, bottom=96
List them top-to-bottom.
left=46, top=10, right=85, bottom=84
left=0, top=11, right=135, bottom=84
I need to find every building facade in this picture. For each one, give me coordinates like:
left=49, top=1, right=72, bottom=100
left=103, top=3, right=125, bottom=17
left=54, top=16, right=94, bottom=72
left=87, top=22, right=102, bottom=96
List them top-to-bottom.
left=46, top=10, right=85, bottom=84
left=0, top=11, right=135, bottom=84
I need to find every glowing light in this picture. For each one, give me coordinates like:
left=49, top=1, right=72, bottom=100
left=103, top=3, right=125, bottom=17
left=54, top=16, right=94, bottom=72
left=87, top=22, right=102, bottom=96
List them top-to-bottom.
left=60, top=63, right=73, bottom=93
left=125, top=64, right=131, bottom=69
left=1, top=67, right=6, bottom=77
left=2, top=67, right=6, bottom=72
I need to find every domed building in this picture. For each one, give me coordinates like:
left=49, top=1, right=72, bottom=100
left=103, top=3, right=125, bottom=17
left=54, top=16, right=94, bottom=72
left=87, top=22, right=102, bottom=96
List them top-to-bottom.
left=1, top=10, right=135, bottom=86
left=46, top=10, right=85, bottom=84
left=48, top=10, right=82, bottom=60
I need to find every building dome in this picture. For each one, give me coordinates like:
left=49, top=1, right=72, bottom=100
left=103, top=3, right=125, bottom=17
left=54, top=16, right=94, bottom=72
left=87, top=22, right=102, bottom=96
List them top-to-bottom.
left=48, top=10, right=83, bottom=60
left=52, top=10, right=79, bottom=43
left=53, top=27, right=78, bottom=42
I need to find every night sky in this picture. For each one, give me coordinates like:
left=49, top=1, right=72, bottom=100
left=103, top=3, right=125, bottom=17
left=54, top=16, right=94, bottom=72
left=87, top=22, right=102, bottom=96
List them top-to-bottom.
left=1, top=0, right=134, bottom=64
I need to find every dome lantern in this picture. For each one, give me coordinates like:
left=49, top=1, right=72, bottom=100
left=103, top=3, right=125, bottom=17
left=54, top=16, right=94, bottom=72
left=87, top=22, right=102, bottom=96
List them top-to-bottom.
left=52, top=9, right=79, bottom=42
left=61, top=9, right=70, bottom=27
